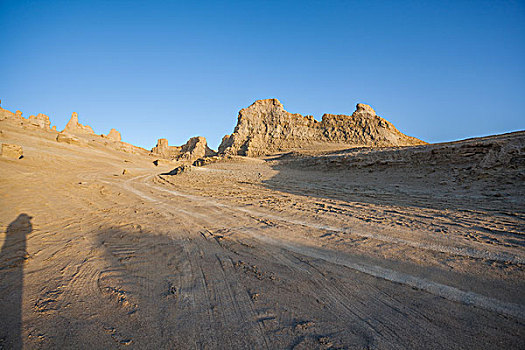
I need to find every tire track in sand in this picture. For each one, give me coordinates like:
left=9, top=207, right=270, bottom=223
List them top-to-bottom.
left=114, top=174, right=525, bottom=320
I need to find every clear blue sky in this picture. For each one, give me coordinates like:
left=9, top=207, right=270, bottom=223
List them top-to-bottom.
left=1, top=0, right=524, bottom=149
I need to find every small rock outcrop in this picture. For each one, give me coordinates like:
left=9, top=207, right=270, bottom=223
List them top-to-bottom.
left=218, top=99, right=426, bottom=156
left=1, top=105, right=53, bottom=130
left=0, top=107, right=24, bottom=123
left=0, top=107, right=15, bottom=121
left=63, top=112, right=95, bottom=135
left=28, top=113, right=51, bottom=129
left=105, top=128, right=122, bottom=141
left=56, top=133, right=82, bottom=145
left=151, top=136, right=216, bottom=161
left=179, top=136, right=217, bottom=160
left=151, top=138, right=178, bottom=159
left=116, top=141, right=149, bottom=156
left=1, top=143, right=23, bottom=159
left=153, top=159, right=176, bottom=167
left=161, top=164, right=192, bottom=176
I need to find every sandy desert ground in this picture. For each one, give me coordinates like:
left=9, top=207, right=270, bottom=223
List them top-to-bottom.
left=1, top=120, right=524, bottom=349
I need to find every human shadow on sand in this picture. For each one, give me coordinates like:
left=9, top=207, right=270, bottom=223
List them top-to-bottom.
left=0, top=213, right=32, bottom=350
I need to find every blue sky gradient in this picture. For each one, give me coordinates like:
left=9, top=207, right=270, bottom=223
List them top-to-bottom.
left=1, top=0, right=524, bottom=149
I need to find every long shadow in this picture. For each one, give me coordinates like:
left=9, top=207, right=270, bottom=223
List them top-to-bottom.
left=260, top=139, right=525, bottom=214
left=0, top=214, right=32, bottom=349
left=0, top=220, right=519, bottom=348
left=90, top=225, right=523, bottom=349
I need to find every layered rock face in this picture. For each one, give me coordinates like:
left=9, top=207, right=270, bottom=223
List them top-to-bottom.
left=218, top=99, right=425, bottom=156
left=0, top=107, right=51, bottom=130
left=63, top=112, right=95, bottom=134
left=151, top=136, right=216, bottom=161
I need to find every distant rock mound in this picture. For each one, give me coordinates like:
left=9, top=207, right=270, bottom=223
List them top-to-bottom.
left=218, top=99, right=426, bottom=156
left=63, top=112, right=95, bottom=134
left=104, top=128, right=122, bottom=141
left=151, top=136, right=216, bottom=161
left=179, top=136, right=217, bottom=160
left=151, top=138, right=175, bottom=159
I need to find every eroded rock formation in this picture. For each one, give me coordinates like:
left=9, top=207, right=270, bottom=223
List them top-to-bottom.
left=1, top=98, right=424, bottom=161
left=218, top=99, right=426, bottom=156
left=0, top=102, right=152, bottom=157
left=1, top=106, right=51, bottom=130
left=0, top=107, right=23, bottom=122
left=63, top=112, right=95, bottom=134
left=28, top=113, right=51, bottom=129
left=105, top=128, right=122, bottom=141
left=151, top=136, right=216, bottom=161
left=179, top=136, right=216, bottom=160
left=151, top=138, right=173, bottom=158
left=1, top=143, right=23, bottom=159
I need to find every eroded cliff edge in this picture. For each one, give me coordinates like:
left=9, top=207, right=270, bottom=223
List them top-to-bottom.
left=219, top=99, right=426, bottom=156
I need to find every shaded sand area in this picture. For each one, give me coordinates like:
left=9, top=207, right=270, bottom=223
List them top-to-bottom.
left=1, top=119, right=524, bottom=348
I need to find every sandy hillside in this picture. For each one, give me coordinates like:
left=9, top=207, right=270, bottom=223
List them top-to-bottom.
left=1, top=114, right=524, bottom=349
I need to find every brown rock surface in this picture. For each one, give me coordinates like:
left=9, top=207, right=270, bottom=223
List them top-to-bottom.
left=219, top=99, right=425, bottom=156
left=63, top=112, right=95, bottom=135
left=0, top=143, right=23, bottom=159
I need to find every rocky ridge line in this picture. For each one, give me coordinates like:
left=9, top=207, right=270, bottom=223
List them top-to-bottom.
left=1, top=98, right=427, bottom=162
left=219, top=99, right=426, bottom=156
left=0, top=106, right=53, bottom=130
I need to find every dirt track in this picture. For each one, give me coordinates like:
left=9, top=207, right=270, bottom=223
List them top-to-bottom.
left=1, top=125, right=524, bottom=349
